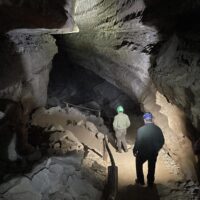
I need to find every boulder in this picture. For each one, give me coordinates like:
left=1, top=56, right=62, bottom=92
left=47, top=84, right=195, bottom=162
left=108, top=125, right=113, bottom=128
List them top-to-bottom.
left=85, top=121, right=98, bottom=134
left=49, top=130, right=83, bottom=154
left=96, top=132, right=105, bottom=140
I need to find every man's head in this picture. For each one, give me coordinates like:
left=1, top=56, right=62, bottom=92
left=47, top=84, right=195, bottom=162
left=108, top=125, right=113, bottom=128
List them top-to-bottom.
left=117, top=105, right=124, bottom=113
left=143, top=112, right=153, bottom=124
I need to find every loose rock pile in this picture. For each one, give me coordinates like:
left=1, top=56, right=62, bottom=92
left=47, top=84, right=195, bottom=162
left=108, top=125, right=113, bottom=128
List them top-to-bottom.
left=0, top=106, right=108, bottom=200
left=48, top=130, right=83, bottom=155
left=159, top=149, right=184, bottom=178
left=0, top=153, right=105, bottom=200
left=158, top=180, right=200, bottom=200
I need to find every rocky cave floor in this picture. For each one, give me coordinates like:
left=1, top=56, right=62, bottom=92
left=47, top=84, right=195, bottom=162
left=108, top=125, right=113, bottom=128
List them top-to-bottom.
left=0, top=106, right=200, bottom=200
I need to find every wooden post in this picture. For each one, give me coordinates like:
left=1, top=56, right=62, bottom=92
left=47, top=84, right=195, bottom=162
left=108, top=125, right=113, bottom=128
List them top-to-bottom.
left=107, top=165, right=118, bottom=200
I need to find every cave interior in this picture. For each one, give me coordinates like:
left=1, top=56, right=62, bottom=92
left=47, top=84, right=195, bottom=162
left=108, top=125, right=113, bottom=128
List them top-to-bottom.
left=0, top=0, right=200, bottom=200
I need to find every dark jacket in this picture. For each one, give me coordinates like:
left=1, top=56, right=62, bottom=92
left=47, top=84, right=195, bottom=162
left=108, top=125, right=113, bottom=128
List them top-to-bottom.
left=133, top=123, right=164, bottom=157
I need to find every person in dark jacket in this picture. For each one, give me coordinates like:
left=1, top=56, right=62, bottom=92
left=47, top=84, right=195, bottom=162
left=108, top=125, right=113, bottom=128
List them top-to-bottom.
left=133, top=112, right=164, bottom=187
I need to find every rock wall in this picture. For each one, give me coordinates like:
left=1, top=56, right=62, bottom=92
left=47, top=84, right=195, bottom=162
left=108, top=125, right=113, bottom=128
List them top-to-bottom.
left=0, top=0, right=78, bottom=34
left=57, top=0, right=159, bottom=102
left=0, top=33, right=57, bottom=107
left=150, top=34, right=200, bottom=133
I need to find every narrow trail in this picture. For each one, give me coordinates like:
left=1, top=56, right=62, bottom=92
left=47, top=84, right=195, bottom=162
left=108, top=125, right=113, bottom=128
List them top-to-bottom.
left=108, top=130, right=182, bottom=200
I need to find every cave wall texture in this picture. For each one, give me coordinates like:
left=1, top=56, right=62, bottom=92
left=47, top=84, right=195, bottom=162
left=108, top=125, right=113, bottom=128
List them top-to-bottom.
left=58, top=0, right=157, bottom=102
left=0, top=33, right=57, bottom=107
left=151, top=34, right=200, bottom=133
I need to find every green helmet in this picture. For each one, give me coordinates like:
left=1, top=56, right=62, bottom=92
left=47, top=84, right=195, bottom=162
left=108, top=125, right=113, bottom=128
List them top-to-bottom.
left=117, top=105, right=124, bottom=113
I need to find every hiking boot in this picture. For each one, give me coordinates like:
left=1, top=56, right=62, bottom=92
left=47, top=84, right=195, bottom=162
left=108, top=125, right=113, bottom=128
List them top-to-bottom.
left=135, top=179, right=145, bottom=186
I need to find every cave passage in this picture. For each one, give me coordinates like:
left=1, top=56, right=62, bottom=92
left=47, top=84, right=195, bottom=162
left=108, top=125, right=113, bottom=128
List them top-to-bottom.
left=0, top=0, right=200, bottom=199
left=48, top=51, right=142, bottom=129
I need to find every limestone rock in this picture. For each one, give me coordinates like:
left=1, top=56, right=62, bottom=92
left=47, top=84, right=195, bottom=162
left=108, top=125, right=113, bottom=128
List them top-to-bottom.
left=58, top=0, right=159, bottom=102
left=0, top=34, right=57, bottom=107
left=47, top=106, right=65, bottom=115
left=0, top=111, right=5, bottom=119
left=77, top=120, right=85, bottom=126
left=85, top=121, right=98, bottom=134
left=55, top=125, right=64, bottom=132
left=49, top=130, right=83, bottom=154
left=96, top=132, right=105, bottom=140
left=7, top=134, right=18, bottom=161
left=26, top=150, right=42, bottom=162
left=82, top=150, right=106, bottom=190
left=0, top=153, right=105, bottom=200
left=3, top=178, right=42, bottom=200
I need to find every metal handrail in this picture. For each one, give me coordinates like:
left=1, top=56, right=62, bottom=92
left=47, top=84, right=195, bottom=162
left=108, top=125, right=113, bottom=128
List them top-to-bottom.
left=64, top=101, right=101, bottom=117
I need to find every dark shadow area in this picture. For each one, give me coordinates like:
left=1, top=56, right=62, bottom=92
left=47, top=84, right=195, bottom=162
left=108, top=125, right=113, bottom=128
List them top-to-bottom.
left=0, top=0, right=68, bottom=33
left=142, top=0, right=200, bottom=35
left=0, top=35, right=31, bottom=182
left=0, top=35, right=24, bottom=91
left=48, top=51, right=144, bottom=153
left=48, top=52, right=142, bottom=128
left=185, top=118, right=200, bottom=181
left=0, top=121, right=83, bottom=185
left=117, top=184, right=160, bottom=200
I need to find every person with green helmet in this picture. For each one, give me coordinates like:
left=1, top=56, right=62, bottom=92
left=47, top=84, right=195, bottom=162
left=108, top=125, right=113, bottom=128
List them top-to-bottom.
left=113, top=105, right=130, bottom=153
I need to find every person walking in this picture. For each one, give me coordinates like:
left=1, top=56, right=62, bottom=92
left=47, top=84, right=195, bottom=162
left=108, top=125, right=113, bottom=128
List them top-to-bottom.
left=113, top=105, right=130, bottom=153
left=133, top=112, right=164, bottom=187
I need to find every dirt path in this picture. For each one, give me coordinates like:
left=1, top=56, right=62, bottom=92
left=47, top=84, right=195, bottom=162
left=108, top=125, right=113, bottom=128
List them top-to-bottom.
left=31, top=107, right=196, bottom=199
left=108, top=136, right=181, bottom=200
